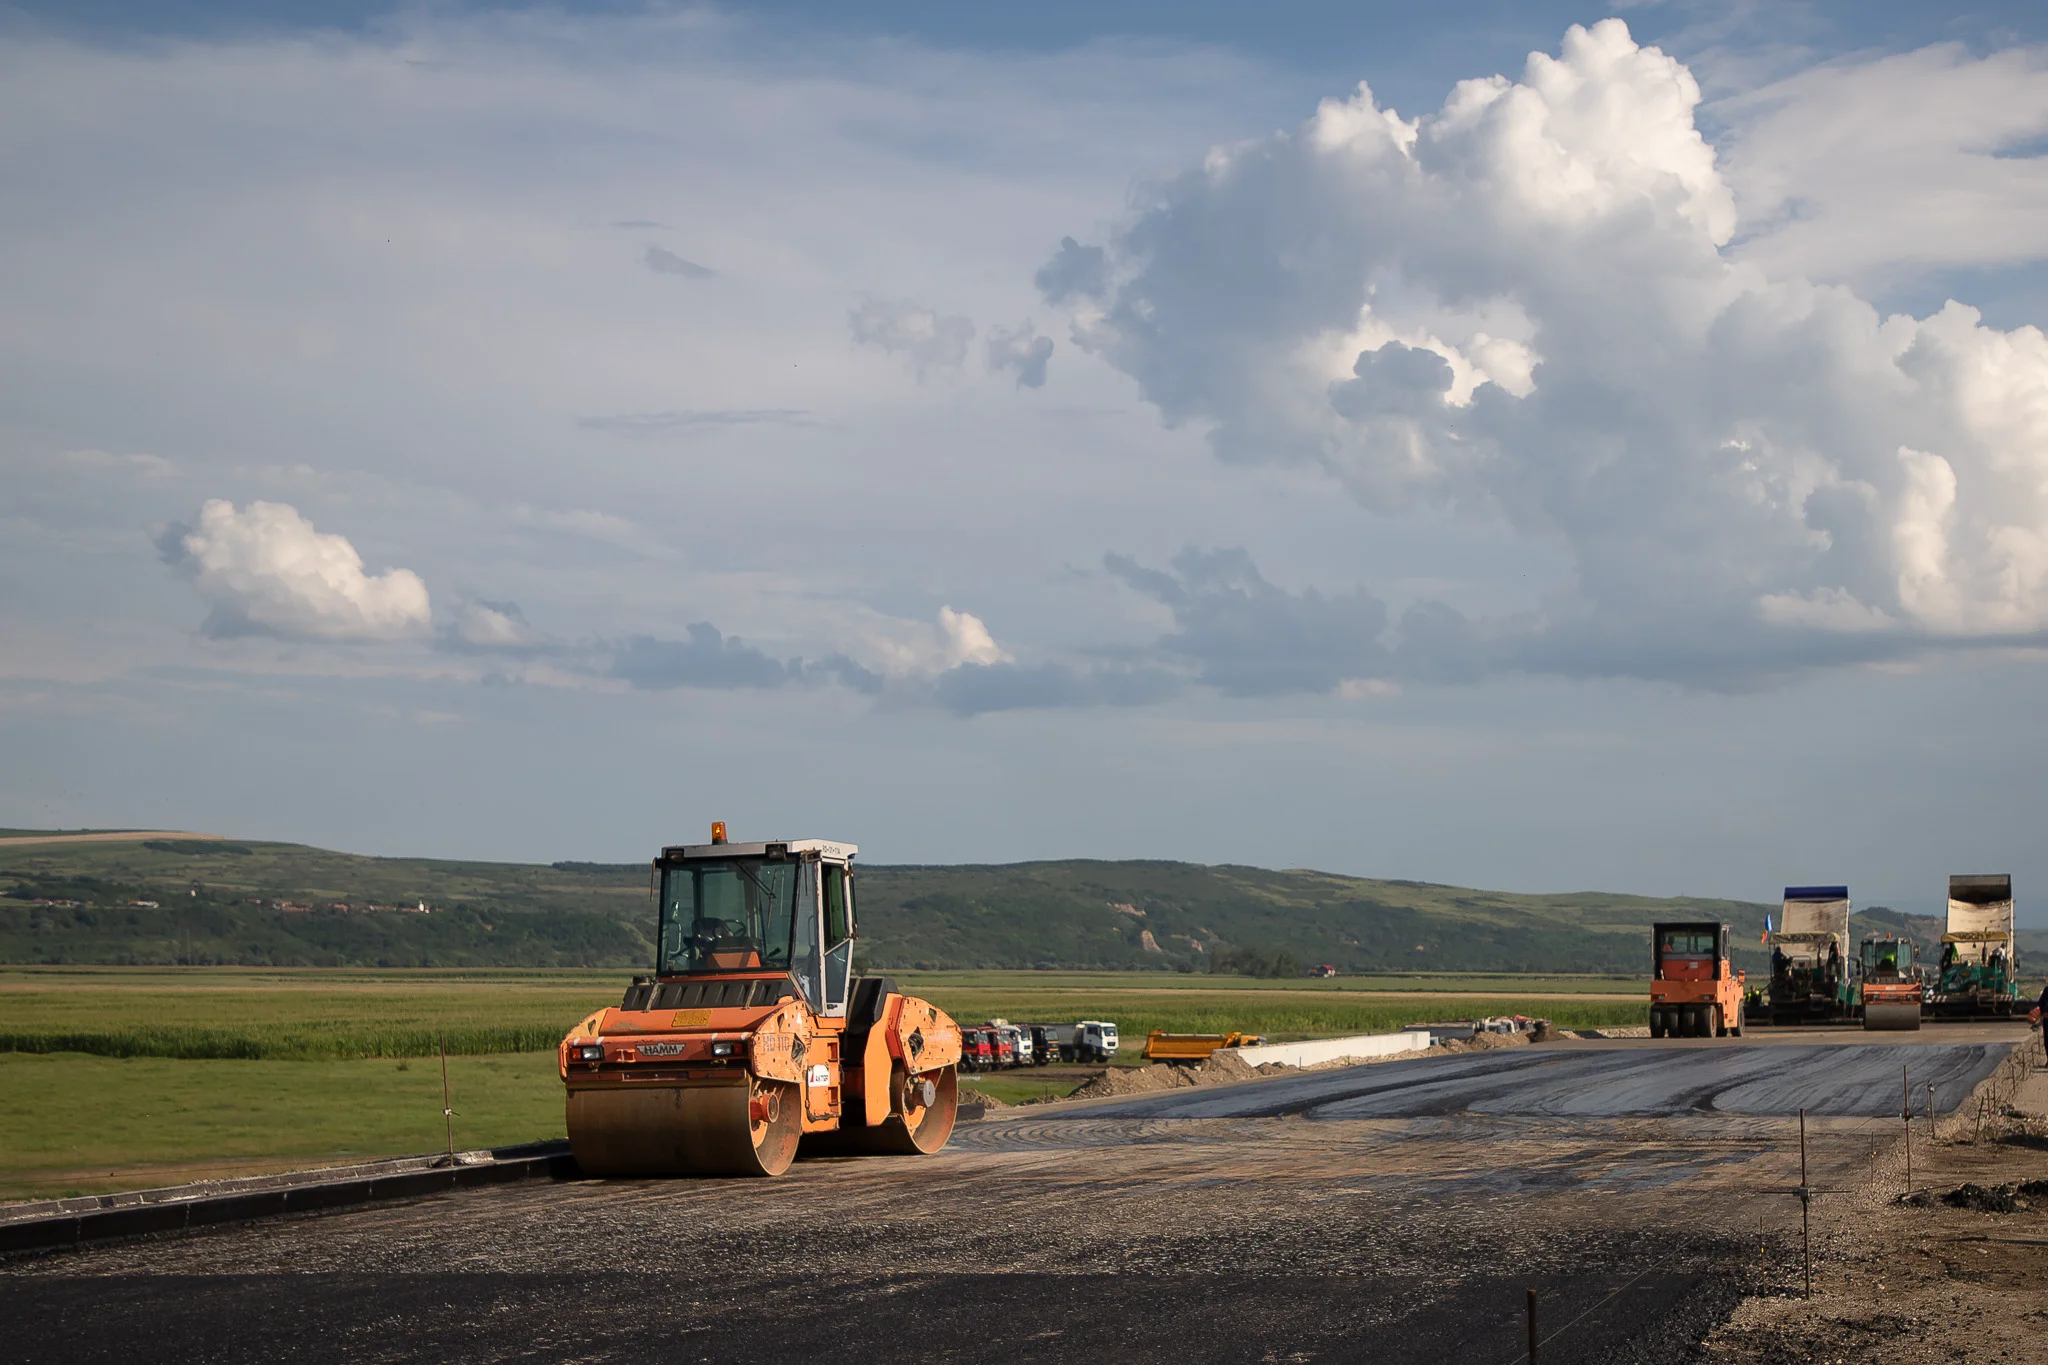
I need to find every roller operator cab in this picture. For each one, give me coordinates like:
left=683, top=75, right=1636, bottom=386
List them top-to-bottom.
left=559, top=827, right=962, bottom=1177
left=1648, top=922, right=1746, bottom=1039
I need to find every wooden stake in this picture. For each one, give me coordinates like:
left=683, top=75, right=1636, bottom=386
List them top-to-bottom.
left=440, top=1030, right=454, bottom=1161
left=1902, top=1063, right=1912, bottom=1195
left=1799, top=1108, right=1812, bottom=1300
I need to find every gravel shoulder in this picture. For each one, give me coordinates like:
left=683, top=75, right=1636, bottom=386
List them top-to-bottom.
left=1703, top=1028, right=2048, bottom=1363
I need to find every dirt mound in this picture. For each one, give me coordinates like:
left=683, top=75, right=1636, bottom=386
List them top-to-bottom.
left=1434, top=1031, right=1532, bottom=1054
left=1194, top=1051, right=1260, bottom=1083
left=1067, top=1064, right=1202, bottom=1100
left=957, top=1087, right=1011, bottom=1110
left=1938, top=1182, right=2030, bottom=1213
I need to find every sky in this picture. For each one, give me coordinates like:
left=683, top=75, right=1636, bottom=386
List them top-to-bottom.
left=4, top=1, right=2048, bottom=918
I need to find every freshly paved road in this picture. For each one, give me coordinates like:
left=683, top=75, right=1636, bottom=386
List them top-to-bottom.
left=1065, top=1040, right=2010, bottom=1123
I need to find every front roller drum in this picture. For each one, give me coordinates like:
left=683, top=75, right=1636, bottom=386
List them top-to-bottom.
left=1863, top=1001, right=1922, bottom=1032
left=846, top=1065, right=958, bottom=1156
left=568, top=1077, right=802, bottom=1177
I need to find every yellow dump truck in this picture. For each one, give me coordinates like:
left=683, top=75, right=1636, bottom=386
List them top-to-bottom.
left=1141, top=1030, right=1265, bottom=1062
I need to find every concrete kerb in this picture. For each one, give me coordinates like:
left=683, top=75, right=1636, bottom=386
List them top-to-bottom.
left=1220, top=1031, right=1433, bottom=1069
left=0, top=1140, right=577, bottom=1258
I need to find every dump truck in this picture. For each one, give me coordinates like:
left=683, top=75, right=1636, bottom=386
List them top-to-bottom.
left=560, top=826, right=962, bottom=1177
left=1931, top=874, right=2019, bottom=1018
left=1760, top=886, right=1853, bottom=1025
left=1648, top=921, right=1746, bottom=1038
left=1857, top=932, right=1922, bottom=1030
left=986, top=1020, right=1031, bottom=1066
left=1034, top=1020, right=1117, bottom=1063
left=960, top=1027, right=994, bottom=1071
left=1141, top=1030, right=1266, bottom=1062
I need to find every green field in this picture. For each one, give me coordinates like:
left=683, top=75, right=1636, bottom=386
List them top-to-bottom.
left=0, top=966, right=1650, bottom=1201
left=0, top=1052, right=563, bottom=1203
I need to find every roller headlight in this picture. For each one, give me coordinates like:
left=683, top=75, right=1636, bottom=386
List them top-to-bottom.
left=710, top=1041, right=742, bottom=1058
left=573, top=1043, right=603, bottom=1062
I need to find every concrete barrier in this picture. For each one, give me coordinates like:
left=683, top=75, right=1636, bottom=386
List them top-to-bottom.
left=1220, top=1031, right=1432, bottom=1069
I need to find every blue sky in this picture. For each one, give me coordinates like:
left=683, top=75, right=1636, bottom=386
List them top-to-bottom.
left=4, top=1, right=2048, bottom=922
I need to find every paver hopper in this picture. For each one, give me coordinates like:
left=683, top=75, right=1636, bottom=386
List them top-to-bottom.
left=560, top=826, right=961, bottom=1176
left=1931, top=874, right=2018, bottom=1019
left=1762, top=886, right=1853, bottom=1025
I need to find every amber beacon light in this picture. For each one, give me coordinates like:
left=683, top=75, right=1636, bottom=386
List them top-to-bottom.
left=710, top=821, right=727, bottom=844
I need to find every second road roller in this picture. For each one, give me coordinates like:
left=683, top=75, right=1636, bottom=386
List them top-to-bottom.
left=560, top=824, right=961, bottom=1176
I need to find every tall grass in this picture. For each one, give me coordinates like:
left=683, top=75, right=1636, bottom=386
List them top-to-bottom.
left=0, top=1024, right=563, bottom=1061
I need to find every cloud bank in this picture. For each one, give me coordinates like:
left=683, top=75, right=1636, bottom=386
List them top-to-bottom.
left=1042, top=19, right=2048, bottom=686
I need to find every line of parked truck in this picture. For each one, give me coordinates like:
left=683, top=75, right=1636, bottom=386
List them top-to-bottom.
left=1649, top=873, right=2020, bottom=1038
left=959, top=1018, right=1119, bottom=1071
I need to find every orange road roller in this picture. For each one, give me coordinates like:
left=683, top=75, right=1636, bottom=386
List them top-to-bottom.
left=560, top=826, right=961, bottom=1176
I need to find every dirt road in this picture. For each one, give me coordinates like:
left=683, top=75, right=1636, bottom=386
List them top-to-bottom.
left=0, top=1027, right=2025, bottom=1364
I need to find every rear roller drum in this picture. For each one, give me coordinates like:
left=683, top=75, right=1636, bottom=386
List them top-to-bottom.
left=568, top=1077, right=802, bottom=1177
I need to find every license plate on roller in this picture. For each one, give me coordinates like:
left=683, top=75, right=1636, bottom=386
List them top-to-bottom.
left=671, top=1010, right=711, bottom=1026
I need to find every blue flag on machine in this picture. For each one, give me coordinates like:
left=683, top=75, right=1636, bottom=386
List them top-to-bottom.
left=1760, top=912, right=1772, bottom=944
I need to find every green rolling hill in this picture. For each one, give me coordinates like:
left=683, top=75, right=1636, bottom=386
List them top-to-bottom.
left=0, top=830, right=1824, bottom=975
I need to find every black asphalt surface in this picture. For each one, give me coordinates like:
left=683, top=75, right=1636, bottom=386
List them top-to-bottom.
left=8, top=1037, right=2005, bottom=1364
left=1068, top=1041, right=2011, bottom=1122
left=0, top=1266, right=1741, bottom=1365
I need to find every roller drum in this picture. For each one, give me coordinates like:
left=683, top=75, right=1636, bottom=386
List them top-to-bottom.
left=1862, top=1001, right=1922, bottom=1031
left=843, top=1065, right=958, bottom=1156
left=568, top=1078, right=802, bottom=1177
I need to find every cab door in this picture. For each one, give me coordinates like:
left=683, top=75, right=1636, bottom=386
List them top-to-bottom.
left=821, top=861, right=854, bottom=1017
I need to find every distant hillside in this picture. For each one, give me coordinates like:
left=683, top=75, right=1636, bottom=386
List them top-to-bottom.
left=0, top=831, right=1816, bottom=974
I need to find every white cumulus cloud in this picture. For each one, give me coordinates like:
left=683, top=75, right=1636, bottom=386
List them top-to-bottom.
left=1046, top=18, right=2048, bottom=684
left=849, top=298, right=975, bottom=375
left=160, top=499, right=433, bottom=641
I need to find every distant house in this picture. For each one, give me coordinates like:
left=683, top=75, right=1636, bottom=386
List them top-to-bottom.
left=127, top=900, right=160, bottom=909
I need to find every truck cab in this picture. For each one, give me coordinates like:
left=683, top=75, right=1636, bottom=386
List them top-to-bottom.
left=1648, top=921, right=1745, bottom=1039
left=1076, top=1020, right=1118, bottom=1062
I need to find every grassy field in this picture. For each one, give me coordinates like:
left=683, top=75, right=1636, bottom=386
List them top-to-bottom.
left=0, top=966, right=1652, bottom=1200
left=0, top=1052, right=563, bottom=1203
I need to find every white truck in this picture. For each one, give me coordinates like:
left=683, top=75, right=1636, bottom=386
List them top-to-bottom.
left=1028, top=1019, right=1118, bottom=1064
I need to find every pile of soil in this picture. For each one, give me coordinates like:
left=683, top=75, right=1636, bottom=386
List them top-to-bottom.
left=1433, top=1030, right=1533, bottom=1054
left=1066, top=1050, right=1283, bottom=1101
left=956, top=1087, right=1011, bottom=1110
left=1934, top=1179, right=2048, bottom=1212
left=1940, top=1182, right=2026, bottom=1212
